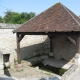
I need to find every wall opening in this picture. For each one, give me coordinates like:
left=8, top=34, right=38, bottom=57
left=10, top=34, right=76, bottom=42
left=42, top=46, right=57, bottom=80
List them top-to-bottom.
left=3, top=54, right=10, bottom=68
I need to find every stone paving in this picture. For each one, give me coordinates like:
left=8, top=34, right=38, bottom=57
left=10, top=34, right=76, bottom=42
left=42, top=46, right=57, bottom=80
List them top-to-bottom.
left=1, top=65, right=80, bottom=80
left=9, top=66, right=60, bottom=80
left=68, top=67, right=80, bottom=80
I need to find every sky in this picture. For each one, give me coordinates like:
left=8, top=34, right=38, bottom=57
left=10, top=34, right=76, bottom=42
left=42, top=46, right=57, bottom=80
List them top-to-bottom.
left=0, top=0, right=80, bottom=17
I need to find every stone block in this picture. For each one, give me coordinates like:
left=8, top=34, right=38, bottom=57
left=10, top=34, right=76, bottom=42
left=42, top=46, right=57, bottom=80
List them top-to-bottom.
left=0, top=51, right=4, bottom=69
left=0, top=51, right=3, bottom=62
left=0, top=51, right=4, bottom=74
left=49, top=53, right=53, bottom=57
left=74, top=53, right=80, bottom=65
left=9, top=54, right=14, bottom=69
left=0, top=61, right=3, bottom=65
left=0, top=64, right=4, bottom=69
left=15, top=64, right=23, bottom=71
left=61, top=64, right=78, bottom=80
left=0, top=69, right=4, bottom=74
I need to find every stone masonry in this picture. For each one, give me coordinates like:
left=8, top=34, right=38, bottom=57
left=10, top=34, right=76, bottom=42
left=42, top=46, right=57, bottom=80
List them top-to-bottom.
left=0, top=23, right=78, bottom=69
left=0, top=51, right=4, bottom=74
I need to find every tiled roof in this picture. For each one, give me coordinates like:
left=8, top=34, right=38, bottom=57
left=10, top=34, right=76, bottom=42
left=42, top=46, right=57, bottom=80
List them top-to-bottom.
left=13, top=2, right=80, bottom=33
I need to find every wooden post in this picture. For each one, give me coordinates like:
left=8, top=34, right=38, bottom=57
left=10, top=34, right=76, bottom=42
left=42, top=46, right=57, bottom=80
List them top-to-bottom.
left=16, top=33, right=21, bottom=64
left=74, top=33, right=80, bottom=65
left=76, top=33, right=80, bottom=53
left=48, top=35, right=53, bottom=53
left=50, top=36, right=53, bottom=53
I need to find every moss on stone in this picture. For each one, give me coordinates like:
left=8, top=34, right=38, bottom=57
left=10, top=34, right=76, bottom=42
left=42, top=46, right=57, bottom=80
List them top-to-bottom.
left=59, top=68, right=67, bottom=76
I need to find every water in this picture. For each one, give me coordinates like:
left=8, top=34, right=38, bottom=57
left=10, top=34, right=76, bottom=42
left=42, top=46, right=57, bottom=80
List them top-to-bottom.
left=32, top=63, right=67, bottom=76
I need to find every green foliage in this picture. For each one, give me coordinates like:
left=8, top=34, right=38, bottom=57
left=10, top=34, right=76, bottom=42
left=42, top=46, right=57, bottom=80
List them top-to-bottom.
left=1, top=10, right=36, bottom=24
left=4, top=11, right=19, bottom=23
left=20, top=12, right=36, bottom=22
left=29, top=12, right=36, bottom=18
left=10, top=13, right=23, bottom=24
left=0, top=16, right=3, bottom=23
left=0, top=26, right=1, bottom=28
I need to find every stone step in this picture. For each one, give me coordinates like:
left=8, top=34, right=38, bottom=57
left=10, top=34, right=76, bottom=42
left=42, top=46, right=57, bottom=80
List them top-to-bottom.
left=42, top=58, right=74, bottom=69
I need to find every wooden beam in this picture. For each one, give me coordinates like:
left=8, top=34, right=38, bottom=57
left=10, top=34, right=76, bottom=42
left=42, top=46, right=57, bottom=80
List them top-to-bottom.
left=17, top=32, right=76, bottom=36
left=16, top=33, right=21, bottom=64
left=76, top=33, right=80, bottom=53
left=19, top=35, right=25, bottom=42
left=50, top=37, right=53, bottom=52
left=68, top=37, right=76, bottom=46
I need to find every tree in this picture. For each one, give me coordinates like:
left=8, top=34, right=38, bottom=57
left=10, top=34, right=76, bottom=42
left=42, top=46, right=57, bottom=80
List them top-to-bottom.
left=4, top=10, right=19, bottom=23
left=4, top=10, right=13, bottom=23
left=3, top=11, right=36, bottom=24
left=20, top=12, right=36, bottom=21
left=20, top=12, right=28, bottom=22
left=29, top=12, right=36, bottom=18
left=10, top=14, right=24, bottom=24
left=0, top=16, right=3, bottom=23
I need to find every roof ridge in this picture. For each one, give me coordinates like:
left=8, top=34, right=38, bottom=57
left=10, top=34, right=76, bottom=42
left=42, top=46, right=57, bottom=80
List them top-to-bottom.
left=13, top=2, right=80, bottom=33
left=61, top=3, right=80, bottom=27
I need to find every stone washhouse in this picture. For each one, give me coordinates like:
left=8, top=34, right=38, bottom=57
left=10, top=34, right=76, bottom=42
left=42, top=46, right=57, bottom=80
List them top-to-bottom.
left=13, top=2, right=80, bottom=69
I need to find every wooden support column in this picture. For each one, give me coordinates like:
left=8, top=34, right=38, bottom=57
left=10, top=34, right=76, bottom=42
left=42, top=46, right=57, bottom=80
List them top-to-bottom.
left=16, top=33, right=21, bottom=64
left=74, top=33, right=80, bottom=65
left=76, top=33, right=80, bottom=53
left=48, top=35, right=53, bottom=53
left=50, top=36, right=53, bottom=53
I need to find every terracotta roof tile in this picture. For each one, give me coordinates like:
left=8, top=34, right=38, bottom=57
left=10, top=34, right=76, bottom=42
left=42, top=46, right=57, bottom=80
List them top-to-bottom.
left=13, top=2, right=80, bottom=33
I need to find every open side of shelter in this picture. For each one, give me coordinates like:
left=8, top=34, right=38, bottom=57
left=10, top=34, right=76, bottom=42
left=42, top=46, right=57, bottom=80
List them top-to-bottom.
left=13, top=2, right=80, bottom=67
left=15, top=32, right=80, bottom=64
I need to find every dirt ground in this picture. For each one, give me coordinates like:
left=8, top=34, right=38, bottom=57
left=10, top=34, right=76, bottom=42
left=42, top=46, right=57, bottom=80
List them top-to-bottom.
left=3, top=61, right=60, bottom=80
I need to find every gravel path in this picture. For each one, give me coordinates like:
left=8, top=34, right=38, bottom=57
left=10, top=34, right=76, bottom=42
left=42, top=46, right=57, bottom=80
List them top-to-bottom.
left=0, top=62, right=60, bottom=80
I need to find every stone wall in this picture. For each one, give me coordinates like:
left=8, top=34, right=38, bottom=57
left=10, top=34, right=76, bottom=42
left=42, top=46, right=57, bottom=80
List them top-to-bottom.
left=0, top=23, right=77, bottom=64
left=0, top=23, right=21, bottom=29
left=0, top=29, right=48, bottom=60
left=53, top=34, right=77, bottom=61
